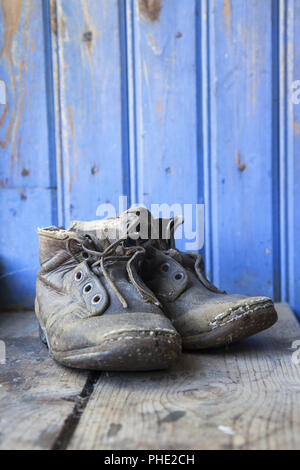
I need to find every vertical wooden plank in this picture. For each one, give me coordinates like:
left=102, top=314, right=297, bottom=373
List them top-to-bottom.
left=0, top=0, right=54, bottom=308
left=52, top=0, right=129, bottom=227
left=127, top=0, right=200, bottom=250
left=198, top=0, right=213, bottom=278
left=205, top=0, right=279, bottom=298
left=280, top=0, right=300, bottom=318
left=290, top=1, right=300, bottom=319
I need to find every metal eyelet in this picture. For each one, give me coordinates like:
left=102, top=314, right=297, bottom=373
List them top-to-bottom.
left=82, top=252, right=89, bottom=260
left=160, top=263, right=170, bottom=273
left=75, top=271, right=83, bottom=281
left=174, top=272, right=184, bottom=281
left=83, top=283, right=92, bottom=293
left=92, top=294, right=102, bottom=305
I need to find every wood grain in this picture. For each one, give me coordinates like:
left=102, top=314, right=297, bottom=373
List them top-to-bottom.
left=0, top=0, right=54, bottom=309
left=0, top=0, right=299, bottom=320
left=51, top=0, right=129, bottom=227
left=127, top=0, right=199, bottom=252
left=205, top=0, right=279, bottom=299
left=279, top=0, right=300, bottom=317
left=68, top=304, right=300, bottom=450
left=0, top=311, right=88, bottom=450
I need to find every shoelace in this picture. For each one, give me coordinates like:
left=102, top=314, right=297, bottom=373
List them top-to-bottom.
left=79, top=235, right=160, bottom=309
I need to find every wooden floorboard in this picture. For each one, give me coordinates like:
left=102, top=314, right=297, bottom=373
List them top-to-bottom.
left=68, top=304, right=300, bottom=450
left=0, top=305, right=300, bottom=450
left=0, top=311, right=88, bottom=450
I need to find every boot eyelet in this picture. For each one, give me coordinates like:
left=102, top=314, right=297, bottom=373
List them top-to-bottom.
left=82, top=252, right=89, bottom=260
left=161, top=263, right=170, bottom=273
left=75, top=271, right=83, bottom=281
left=174, top=272, right=184, bottom=281
left=83, top=283, right=92, bottom=293
left=92, top=294, right=102, bottom=305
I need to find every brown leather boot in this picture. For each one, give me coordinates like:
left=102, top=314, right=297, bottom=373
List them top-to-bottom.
left=87, top=207, right=278, bottom=350
left=35, top=226, right=181, bottom=370
left=142, top=243, right=278, bottom=349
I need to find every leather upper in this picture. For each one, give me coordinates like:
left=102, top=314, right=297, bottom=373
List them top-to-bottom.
left=36, top=227, right=173, bottom=353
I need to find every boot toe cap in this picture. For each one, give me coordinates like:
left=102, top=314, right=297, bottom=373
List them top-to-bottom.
left=175, top=296, right=278, bottom=349
left=47, top=312, right=181, bottom=371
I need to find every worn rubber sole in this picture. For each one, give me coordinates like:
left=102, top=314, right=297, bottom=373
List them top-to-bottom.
left=35, top=298, right=181, bottom=371
left=182, top=300, right=278, bottom=350
left=39, top=324, right=181, bottom=371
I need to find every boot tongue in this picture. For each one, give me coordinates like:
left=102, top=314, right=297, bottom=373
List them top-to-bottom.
left=69, top=206, right=153, bottom=246
left=121, top=206, right=154, bottom=240
left=70, top=207, right=184, bottom=247
left=121, top=207, right=184, bottom=247
left=124, top=207, right=184, bottom=237
left=156, top=216, right=184, bottom=244
left=69, top=220, right=121, bottom=249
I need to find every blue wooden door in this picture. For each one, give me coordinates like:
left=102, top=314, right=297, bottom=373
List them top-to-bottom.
left=0, top=0, right=299, bottom=319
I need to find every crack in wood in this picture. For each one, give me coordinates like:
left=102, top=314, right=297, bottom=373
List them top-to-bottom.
left=51, top=371, right=100, bottom=450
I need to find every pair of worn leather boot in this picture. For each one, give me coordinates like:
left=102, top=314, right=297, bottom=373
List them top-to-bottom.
left=35, top=207, right=277, bottom=371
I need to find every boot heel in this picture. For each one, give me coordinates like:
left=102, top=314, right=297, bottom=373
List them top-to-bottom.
left=35, top=298, right=49, bottom=348
left=39, top=325, right=48, bottom=347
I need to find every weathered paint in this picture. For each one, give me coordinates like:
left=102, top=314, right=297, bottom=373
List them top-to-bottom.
left=0, top=0, right=299, bottom=318
left=52, top=0, right=129, bottom=228
left=127, top=0, right=199, bottom=252
left=138, top=0, right=162, bottom=23
left=203, top=0, right=278, bottom=300
left=279, top=0, right=300, bottom=318
left=0, top=1, right=53, bottom=308
left=0, top=79, right=6, bottom=104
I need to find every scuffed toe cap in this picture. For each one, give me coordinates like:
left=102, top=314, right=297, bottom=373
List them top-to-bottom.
left=173, top=295, right=278, bottom=349
left=207, top=296, right=276, bottom=331
left=43, top=311, right=181, bottom=371
left=47, top=311, right=179, bottom=352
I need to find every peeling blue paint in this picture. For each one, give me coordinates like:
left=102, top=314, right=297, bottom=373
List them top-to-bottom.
left=0, top=0, right=299, bottom=319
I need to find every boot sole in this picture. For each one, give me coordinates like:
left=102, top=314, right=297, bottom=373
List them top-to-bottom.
left=182, top=300, right=278, bottom=350
left=36, top=301, right=181, bottom=371
left=51, top=330, right=181, bottom=371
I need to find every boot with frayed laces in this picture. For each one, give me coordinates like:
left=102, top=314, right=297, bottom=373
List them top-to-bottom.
left=80, top=207, right=278, bottom=350
left=35, top=225, right=181, bottom=370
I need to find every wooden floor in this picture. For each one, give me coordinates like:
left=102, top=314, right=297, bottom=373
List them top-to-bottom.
left=0, top=304, right=300, bottom=450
